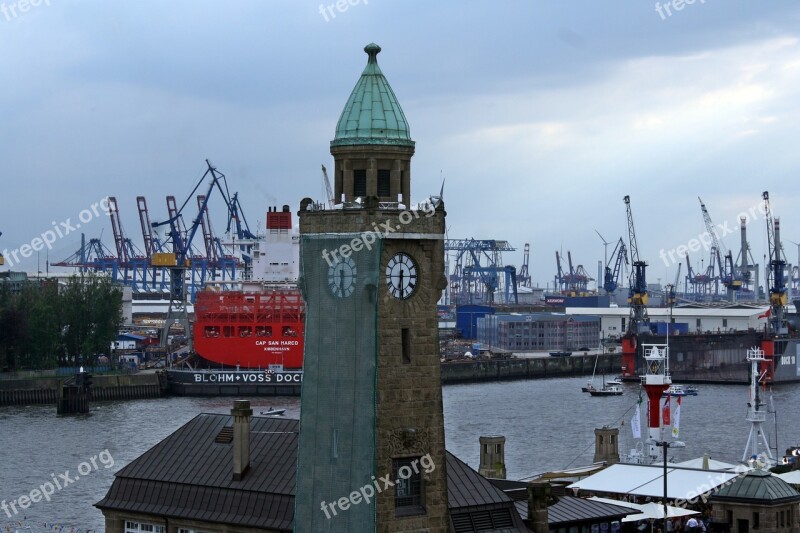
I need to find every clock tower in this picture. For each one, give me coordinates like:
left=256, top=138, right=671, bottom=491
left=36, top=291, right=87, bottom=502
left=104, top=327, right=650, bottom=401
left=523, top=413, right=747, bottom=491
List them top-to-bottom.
left=294, top=44, right=449, bottom=532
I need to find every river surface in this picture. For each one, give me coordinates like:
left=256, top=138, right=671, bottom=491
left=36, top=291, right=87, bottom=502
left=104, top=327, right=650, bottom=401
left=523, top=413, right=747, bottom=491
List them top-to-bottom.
left=2, top=377, right=799, bottom=531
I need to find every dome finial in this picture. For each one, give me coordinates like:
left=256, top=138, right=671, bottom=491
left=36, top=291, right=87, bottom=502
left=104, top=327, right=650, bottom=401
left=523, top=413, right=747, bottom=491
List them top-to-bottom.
left=364, top=42, right=381, bottom=64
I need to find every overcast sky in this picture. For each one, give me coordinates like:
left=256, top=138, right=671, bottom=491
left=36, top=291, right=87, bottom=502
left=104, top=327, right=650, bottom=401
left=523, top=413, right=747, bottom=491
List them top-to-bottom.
left=2, top=0, right=800, bottom=289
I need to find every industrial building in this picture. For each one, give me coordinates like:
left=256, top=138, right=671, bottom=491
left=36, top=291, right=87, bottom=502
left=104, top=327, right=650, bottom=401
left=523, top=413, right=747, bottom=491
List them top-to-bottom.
left=566, top=306, right=770, bottom=341
left=477, top=313, right=601, bottom=352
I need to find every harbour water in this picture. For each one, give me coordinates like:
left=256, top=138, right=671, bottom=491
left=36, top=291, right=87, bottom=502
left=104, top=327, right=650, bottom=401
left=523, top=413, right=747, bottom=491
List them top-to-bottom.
left=1, top=377, right=799, bottom=531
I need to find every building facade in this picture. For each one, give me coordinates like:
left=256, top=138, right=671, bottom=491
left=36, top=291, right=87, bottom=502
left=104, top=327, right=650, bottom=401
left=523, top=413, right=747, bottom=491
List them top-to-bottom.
left=477, top=313, right=600, bottom=352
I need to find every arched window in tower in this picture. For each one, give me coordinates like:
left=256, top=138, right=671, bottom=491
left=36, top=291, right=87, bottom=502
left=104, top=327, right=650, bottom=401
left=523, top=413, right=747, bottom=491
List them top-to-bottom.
left=354, top=169, right=367, bottom=197
left=378, top=169, right=391, bottom=197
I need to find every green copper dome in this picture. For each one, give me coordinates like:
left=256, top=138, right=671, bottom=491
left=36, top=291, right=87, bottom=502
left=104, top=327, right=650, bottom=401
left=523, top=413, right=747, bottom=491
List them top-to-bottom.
left=332, top=43, right=415, bottom=148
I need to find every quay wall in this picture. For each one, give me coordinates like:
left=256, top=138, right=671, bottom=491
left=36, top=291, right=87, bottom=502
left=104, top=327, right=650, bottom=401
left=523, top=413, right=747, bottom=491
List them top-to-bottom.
left=440, top=353, right=621, bottom=384
left=0, top=373, right=166, bottom=406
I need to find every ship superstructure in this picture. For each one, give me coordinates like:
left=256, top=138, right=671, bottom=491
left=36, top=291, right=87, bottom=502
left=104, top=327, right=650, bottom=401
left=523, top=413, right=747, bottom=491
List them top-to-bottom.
left=192, top=205, right=304, bottom=369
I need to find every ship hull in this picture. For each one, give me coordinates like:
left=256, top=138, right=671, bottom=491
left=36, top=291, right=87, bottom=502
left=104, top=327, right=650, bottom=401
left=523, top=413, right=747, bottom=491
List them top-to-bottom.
left=192, top=288, right=304, bottom=369
left=630, top=331, right=800, bottom=384
left=166, top=368, right=302, bottom=396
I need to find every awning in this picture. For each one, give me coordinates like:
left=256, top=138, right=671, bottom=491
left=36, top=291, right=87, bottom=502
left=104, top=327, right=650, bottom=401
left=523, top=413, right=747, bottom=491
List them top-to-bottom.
left=569, top=463, right=740, bottom=500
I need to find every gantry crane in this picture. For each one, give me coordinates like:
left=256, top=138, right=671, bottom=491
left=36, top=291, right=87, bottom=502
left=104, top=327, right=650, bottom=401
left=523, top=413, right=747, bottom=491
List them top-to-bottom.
left=151, top=160, right=238, bottom=349
left=321, top=164, right=335, bottom=208
left=762, top=191, right=788, bottom=337
left=620, top=195, right=650, bottom=378
left=624, top=195, right=649, bottom=334
left=137, top=196, right=167, bottom=292
left=698, top=197, right=741, bottom=300
left=735, top=216, right=759, bottom=298
left=603, top=238, right=628, bottom=294
left=446, top=239, right=518, bottom=304
left=517, top=243, right=532, bottom=288
left=666, top=262, right=681, bottom=308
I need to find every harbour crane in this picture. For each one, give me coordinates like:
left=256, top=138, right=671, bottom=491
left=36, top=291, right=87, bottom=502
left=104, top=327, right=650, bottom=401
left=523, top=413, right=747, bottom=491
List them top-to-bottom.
left=151, top=160, right=236, bottom=349
left=321, top=164, right=335, bottom=208
left=762, top=191, right=788, bottom=337
left=197, top=195, right=238, bottom=285
left=621, top=195, right=650, bottom=379
left=624, top=195, right=649, bottom=334
left=137, top=196, right=167, bottom=292
left=108, top=197, right=148, bottom=290
left=698, top=197, right=741, bottom=299
left=735, top=216, right=759, bottom=297
left=52, top=234, right=119, bottom=278
left=602, top=238, right=627, bottom=294
left=446, top=239, right=517, bottom=304
left=517, top=242, right=531, bottom=287
left=517, top=243, right=532, bottom=288
left=555, top=251, right=566, bottom=292
left=666, top=262, right=681, bottom=308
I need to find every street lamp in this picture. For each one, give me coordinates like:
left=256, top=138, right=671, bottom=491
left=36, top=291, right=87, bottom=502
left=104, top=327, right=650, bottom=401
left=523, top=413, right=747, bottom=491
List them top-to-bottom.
left=649, top=439, right=685, bottom=531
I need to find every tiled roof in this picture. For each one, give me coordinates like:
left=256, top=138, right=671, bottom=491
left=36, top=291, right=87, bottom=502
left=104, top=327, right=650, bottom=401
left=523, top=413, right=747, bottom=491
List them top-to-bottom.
left=96, top=412, right=528, bottom=531
left=96, top=414, right=299, bottom=531
left=446, top=452, right=514, bottom=509
left=710, top=469, right=800, bottom=504
left=545, top=496, right=634, bottom=524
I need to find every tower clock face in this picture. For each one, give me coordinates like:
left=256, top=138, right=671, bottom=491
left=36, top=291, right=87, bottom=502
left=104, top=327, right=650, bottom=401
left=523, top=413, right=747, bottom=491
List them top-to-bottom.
left=386, top=252, right=418, bottom=300
left=328, top=256, right=357, bottom=298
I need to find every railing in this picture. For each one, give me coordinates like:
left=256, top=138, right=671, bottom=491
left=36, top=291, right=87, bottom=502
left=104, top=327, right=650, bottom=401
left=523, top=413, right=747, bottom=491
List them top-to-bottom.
left=0, top=366, right=114, bottom=380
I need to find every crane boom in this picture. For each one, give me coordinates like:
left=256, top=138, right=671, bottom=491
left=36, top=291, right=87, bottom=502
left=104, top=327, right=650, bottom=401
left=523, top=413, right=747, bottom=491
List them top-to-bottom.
left=322, top=164, right=335, bottom=208
left=763, top=191, right=788, bottom=336
left=623, top=195, right=649, bottom=334
left=698, top=197, right=740, bottom=295
left=603, top=238, right=627, bottom=294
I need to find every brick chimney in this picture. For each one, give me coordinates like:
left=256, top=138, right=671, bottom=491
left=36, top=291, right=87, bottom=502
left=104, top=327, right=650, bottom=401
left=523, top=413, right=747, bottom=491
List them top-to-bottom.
left=231, top=399, right=252, bottom=481
left=527, top=480, right=551, bottom=533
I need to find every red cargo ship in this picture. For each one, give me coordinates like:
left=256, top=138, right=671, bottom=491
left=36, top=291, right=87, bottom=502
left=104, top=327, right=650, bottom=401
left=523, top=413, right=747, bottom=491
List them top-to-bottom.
left=191, top=205, right=303, bottom=370
left=193, top=288, right=304, bottom=369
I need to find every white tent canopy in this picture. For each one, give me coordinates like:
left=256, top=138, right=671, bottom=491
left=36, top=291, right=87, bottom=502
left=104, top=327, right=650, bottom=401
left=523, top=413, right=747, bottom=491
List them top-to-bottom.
left=674, top=455, right=737, bottom=471
left=569, top=463, right=741, bottom=500
left=775, top=470, right=800, bottom=485
left=588, top=497, right=701, bottom=522
left=621, top=502, right=700, bottom=522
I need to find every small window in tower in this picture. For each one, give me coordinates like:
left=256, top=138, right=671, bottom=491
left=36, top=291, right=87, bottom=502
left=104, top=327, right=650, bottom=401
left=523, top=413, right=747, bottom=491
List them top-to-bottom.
left=354, top=169, right=367, bottom=197
left=378, top=169, right=391, bottom=197
left=402, top=328, right=411, bottom=364
left=393, top=457, right=424, bottom=516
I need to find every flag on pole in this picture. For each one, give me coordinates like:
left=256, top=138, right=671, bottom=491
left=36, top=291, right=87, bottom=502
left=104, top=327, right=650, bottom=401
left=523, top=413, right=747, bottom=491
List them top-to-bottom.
left=631, top=394, right=643, bottom=439
left=662, top=394, right=671, bottom=426
left=672, top=395, right=682, bottom=438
